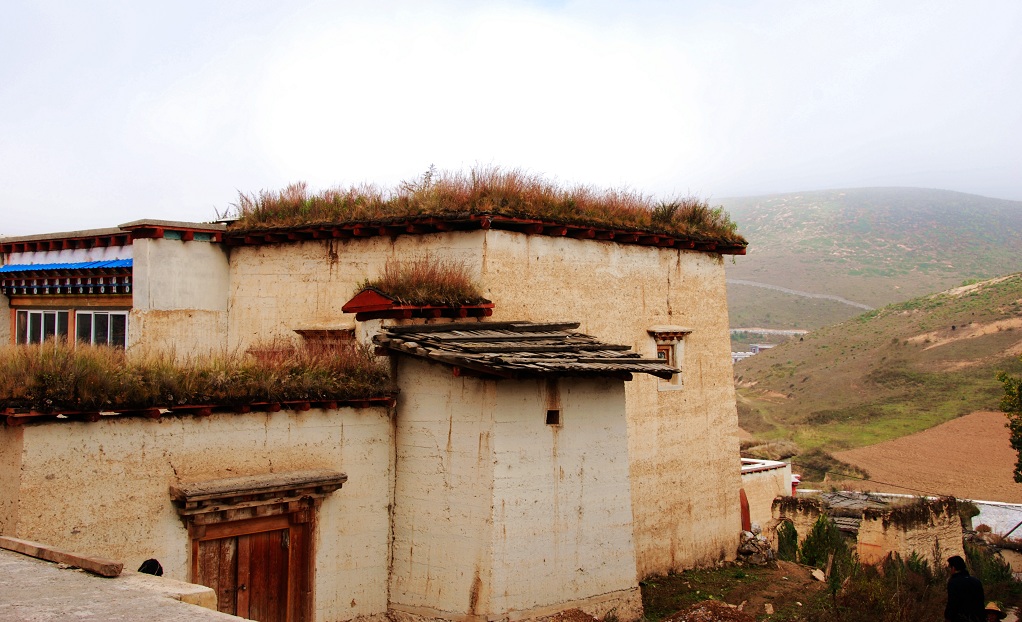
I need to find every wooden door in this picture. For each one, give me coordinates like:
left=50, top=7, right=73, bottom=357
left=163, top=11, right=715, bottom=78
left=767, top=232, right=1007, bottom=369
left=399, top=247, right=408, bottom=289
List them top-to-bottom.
left=193, top=514, right=312, bottom=622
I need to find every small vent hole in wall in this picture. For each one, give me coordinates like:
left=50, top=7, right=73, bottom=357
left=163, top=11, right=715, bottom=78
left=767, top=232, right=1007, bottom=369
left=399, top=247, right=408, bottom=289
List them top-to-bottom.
left=546, top=409, right=561, bottom=426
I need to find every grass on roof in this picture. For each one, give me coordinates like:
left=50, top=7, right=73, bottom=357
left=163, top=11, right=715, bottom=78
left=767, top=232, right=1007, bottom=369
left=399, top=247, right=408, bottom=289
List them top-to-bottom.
left=229, top=166, right=745, bottom=245
left=359, top=254, right=487, bottom=306
left=0, top=341, right=394, bottom=413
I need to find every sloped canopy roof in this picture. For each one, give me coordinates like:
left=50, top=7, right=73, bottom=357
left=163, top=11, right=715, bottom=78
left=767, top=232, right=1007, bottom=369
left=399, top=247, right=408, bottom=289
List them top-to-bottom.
left=0, top=259, right=132, bottom=274
left=342, top=287, right=494, bottom=320
left=374, top=321, right=678, bottom=380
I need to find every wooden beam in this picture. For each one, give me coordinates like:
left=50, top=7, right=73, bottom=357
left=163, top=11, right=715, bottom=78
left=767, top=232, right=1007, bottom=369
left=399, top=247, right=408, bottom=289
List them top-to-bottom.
left=0, top=536, right=123, bottom=577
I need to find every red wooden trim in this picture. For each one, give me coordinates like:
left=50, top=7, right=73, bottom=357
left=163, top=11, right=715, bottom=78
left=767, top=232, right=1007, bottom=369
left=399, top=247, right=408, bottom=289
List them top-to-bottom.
left=739, top=488, right=752, bottom=532
left=236, top=534, right=251, bottom=618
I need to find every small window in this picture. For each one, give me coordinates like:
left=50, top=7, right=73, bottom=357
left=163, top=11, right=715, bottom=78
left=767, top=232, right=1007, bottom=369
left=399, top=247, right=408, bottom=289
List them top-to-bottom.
left=648, top=326, right=691, bottom=391
left=657, top=341, right=683, bottom=389
left=656, top=344, right=673, bottom=366
left=546, top=409, right=561, bottom=426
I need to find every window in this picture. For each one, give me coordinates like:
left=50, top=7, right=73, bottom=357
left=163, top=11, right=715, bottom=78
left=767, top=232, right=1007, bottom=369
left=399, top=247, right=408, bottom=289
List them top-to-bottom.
left=15, top=310, right=69, bottom=345
left=76, top=311, right=128, bottom=348
left=648, top=326, right=691, bottom=391
left=656, top=344, right=673, bottom=366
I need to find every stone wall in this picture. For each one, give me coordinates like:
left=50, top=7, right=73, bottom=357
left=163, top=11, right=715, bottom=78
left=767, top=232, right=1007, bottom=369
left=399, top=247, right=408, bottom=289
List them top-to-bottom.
left=388, top=358, right=642, bottom=621
left=4, top=406, right=394, bottom=622
left=768, top=496, right=825, bottom=548
left=769, top=496, right=966, bottom=568
left=857, top=498, right=965, bottom=566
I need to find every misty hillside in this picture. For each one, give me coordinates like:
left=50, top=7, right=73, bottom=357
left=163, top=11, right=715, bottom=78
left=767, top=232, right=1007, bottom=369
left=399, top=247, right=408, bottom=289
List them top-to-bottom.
left=722, top=188, right=1022, bottom=329
left=734, top=272, right=1022, bottom=456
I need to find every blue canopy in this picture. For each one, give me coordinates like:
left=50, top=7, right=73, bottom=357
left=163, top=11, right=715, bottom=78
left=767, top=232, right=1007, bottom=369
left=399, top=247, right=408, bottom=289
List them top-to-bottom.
left=0, top=259, right=132, bottom=273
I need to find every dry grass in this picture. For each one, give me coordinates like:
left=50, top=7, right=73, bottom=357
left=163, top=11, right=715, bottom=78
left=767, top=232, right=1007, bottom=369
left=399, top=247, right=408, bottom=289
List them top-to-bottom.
left=230, top=166, right=745, bottom=244
left=360, top=254, right=486, bottom=306
left=0, top=341, right=393, bottom=413
left=741, top=439, right=800, bottom=461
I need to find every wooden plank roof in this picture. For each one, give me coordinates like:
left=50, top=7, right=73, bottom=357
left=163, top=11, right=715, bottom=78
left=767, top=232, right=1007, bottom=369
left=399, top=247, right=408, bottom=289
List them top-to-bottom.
left=374, top=321, right=678, bottom=380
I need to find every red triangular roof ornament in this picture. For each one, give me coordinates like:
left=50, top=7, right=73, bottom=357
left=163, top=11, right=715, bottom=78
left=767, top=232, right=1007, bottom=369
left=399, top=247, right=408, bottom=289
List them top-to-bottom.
left=341, top=288, right=494, bottom=321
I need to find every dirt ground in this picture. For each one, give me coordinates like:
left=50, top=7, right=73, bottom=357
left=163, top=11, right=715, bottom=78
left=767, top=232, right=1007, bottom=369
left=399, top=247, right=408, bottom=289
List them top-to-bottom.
left=830, top=410, right=1022, bottom=503
left=641, top=560, right=827, bottom=621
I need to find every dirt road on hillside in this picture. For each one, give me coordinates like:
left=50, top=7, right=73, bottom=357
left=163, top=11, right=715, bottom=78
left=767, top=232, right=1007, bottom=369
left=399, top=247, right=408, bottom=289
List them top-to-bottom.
left=831, top=411, right=1022, bottom=503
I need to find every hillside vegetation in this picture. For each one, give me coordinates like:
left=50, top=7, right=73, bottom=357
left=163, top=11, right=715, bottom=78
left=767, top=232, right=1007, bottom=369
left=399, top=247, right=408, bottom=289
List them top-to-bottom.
left=723, top=188, right=1022, bottom=329
left=735, top=273, right=1022, bottom=468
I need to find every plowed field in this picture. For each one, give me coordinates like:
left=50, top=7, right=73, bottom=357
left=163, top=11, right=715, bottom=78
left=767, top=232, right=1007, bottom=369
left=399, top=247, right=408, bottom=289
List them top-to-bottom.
left=830, top=410, right=1022, bottom=503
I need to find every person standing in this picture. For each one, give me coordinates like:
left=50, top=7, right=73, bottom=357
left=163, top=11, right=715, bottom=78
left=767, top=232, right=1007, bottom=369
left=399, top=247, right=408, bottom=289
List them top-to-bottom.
left=945, top=555, right=985, bottom=622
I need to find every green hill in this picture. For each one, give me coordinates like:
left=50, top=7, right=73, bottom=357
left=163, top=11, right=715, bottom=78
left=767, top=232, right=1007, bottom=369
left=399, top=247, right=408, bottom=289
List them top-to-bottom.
left=723, top=188, right=1022, bottom=330
left=734, top=273, right=1022, bottom=461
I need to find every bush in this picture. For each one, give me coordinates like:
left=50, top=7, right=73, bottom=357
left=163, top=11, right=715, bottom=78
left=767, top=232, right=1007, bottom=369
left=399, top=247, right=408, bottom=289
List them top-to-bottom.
left=359, top=254, right=486, bottom=306
left=0, top=342, right=394, bottom=412
left=798, top=515, right=855, bottom=600
left=777, top=521, right=798, bottom=562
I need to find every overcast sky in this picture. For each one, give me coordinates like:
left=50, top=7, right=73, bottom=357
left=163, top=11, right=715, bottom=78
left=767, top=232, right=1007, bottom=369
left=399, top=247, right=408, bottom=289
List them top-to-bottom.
left=2, top=1, right=1020, bottom=235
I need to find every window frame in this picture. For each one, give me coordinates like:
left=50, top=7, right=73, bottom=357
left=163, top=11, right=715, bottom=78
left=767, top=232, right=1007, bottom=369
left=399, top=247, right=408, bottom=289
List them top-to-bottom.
left=14, top=310, right=69, bottom=345
left=75, top=310, right=129, bottom=348
left=648, top=326, right=691, bottom=391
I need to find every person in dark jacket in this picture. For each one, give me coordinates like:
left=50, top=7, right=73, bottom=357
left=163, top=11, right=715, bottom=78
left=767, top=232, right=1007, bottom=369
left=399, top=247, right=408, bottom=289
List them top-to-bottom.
left=945, top=555, right=985, bottom=622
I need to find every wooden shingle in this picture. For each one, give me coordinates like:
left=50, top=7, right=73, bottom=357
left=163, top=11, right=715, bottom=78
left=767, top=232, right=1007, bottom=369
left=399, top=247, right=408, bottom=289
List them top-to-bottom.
left=374, top=321, right=678, bottom=380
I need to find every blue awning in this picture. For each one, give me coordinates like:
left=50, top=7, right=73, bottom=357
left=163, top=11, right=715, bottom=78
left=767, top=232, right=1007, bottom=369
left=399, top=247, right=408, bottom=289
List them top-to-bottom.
left=0, top=259, right=132, bottom=273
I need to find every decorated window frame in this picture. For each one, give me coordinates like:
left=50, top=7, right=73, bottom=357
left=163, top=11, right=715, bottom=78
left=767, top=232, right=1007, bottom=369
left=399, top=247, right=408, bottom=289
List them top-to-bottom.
left=648, top=326, right=691, bottom=390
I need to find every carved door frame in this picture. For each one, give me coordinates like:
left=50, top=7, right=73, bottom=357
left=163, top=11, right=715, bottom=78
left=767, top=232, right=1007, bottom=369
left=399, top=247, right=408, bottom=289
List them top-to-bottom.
left=171, top=470, right=347, bottom=622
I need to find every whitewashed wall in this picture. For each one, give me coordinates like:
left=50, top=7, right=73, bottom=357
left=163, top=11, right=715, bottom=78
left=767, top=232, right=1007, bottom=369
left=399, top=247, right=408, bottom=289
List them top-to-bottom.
left=226, top=229, right=743, bottom=575
left=479, top=232, right=741, bottom=576
left=130, top=237, right=230, bottom=356
left=4, top=244, right=132, bottom=265
left=388, top=357, right=641, bottom=621
left=488, top=377, right=642, bottom=620
left=3, top=407, right=394, bottom=622
left=0, top=426, right=22, bottom=536
left=740, top=462, right=792, bottom=529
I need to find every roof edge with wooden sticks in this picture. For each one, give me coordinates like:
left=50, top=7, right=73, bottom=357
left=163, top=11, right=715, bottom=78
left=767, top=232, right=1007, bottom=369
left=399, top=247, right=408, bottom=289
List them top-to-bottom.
left=373, top=321, right=678, bottom=380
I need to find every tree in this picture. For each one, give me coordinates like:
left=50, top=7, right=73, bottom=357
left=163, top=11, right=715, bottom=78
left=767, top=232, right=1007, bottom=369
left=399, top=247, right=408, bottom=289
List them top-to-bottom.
left=999, top=369, right=1022, bottom=482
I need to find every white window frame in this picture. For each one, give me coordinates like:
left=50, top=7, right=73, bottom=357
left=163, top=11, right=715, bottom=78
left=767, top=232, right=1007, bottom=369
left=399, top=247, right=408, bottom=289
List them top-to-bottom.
left=15, top=310, right=69, bottom=345
left=75, top=311, right=129, bottom=348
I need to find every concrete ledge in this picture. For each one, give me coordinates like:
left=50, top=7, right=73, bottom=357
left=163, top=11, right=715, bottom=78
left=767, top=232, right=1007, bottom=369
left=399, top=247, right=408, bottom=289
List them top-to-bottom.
left=0, top=535, right=123, bottom=577
left=0, top=548, right=241, bottom=620
left=118, top=571, right=219, bottom=610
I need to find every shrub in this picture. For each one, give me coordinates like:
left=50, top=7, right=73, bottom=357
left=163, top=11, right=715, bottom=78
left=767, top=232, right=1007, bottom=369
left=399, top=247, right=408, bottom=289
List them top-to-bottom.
left=798, top=515, right=851, bottom=571
left=777, top=521, right=798, bottom=562
left=966, top=542, right=1014, bottom=587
